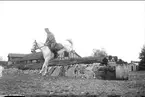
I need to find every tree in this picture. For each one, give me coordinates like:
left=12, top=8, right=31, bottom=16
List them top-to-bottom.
left=139, top=45, right=145, bottom=70
left=92, top=48, right=107, bottom=59
left=92, top=48, right=108, bottom=65
left=108, top=55, right=112, bottom=61
left=114, top=56, right=118, bottom=62
left=102, top=57, right=108, bottom=66
left=117, top=59, right=124, bottom=64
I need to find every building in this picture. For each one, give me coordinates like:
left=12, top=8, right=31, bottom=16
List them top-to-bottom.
left=7, top=49, right=81, bottom=68
left=19, top=50, right=81, bottom=64
left=66, top=50, right=81, bottom=59
left=19, top=52, right=44, bottom=64
left=7, top=53, right=26, bottom=65
left=128, top=61, right=139, bottom=72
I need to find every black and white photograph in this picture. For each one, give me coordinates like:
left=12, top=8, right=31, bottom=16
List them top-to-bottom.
left=0, top=1, right=145, bottom=97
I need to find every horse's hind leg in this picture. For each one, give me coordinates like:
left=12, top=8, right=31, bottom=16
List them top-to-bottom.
left=42, top=58, right=50, bottom=76
left=39, top=59, right=48, bottom=75
left=40, top=62, right=46, bottom=74
left=41, top=63, right=47, bottom=76
left=40, top=64, right=44, bottom=74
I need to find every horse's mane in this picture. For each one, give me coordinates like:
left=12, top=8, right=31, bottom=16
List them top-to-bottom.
left=35, top=41, right=45, bottom=47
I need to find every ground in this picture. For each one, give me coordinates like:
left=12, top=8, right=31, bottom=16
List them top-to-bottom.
left=0, top=68, right=145, bottom=97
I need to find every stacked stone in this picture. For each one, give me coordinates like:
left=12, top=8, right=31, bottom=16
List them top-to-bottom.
left=48, top=62, right=103, bottom=79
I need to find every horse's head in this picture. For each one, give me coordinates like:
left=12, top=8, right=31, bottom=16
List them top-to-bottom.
left=31, top=40, right=39, bottom=53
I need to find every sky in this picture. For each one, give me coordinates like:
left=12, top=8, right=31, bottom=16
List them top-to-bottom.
left=0, top=1, right=145, bottom=62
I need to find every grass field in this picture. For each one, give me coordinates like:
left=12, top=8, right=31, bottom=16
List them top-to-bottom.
left=0, top=68, right=145, bottom=97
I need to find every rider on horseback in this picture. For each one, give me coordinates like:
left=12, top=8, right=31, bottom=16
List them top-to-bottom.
left=44, top=28, right=64, bottom=58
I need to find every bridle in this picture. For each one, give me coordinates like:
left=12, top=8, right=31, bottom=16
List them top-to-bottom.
left=31, top=40, right=45, bottom=53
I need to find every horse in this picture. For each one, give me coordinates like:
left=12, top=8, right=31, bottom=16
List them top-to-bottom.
left=31, top=39, right=73, bottom=76
left=56, top=39, right=73, bottom=59
left=31, top=40, right=54, bottom=76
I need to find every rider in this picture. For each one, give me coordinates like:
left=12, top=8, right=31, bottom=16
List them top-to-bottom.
left=44, top=28, right=64, bottom=58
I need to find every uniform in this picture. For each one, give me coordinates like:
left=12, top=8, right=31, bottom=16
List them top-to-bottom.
left=45, top=28, right=64, bottom=58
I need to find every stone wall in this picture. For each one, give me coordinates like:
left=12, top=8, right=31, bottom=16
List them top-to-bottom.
left=49, top=63, right=117, bottom=80
left=116, top=65, right=129, bottom=80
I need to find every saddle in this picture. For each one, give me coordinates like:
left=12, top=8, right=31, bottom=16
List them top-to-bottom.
left=51, top=43, right=64, bottom=59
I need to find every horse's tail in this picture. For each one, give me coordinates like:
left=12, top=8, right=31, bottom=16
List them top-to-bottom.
left=66, top=39, right=73, bottom=48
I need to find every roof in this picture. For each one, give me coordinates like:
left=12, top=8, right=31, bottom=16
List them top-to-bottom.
left=71, top=50, right=81, bottom=58
left=20, top=52, right=44, bottom=61
left=8, top=53, right=26, bottom=58
left=11, top=58, right=23, bottom=62
left=131, top=61, right=140, bottom=63
left=128, top=63, right=138, bottom=65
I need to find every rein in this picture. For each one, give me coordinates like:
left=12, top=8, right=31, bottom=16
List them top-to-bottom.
left=32, top=41, right=48, bottom=53
left=35, top=42, right=46, bottom=50
left=39, top=45, right=45, bottom=49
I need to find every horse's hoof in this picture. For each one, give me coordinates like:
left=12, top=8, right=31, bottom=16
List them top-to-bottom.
left=39, top=71, right=42, bottom=74
left=39, top=72, right=42, bottom=75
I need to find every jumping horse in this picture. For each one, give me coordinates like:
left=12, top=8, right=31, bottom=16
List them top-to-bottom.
left=31, top=39, right=73, bottom=76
